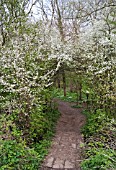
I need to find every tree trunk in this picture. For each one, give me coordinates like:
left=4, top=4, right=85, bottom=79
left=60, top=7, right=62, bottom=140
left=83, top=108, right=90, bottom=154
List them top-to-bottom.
left=62, top=69, right=66, bottom=96
left=57, top=75, right=61, bottom=88
left=70, top=81, right=73, bottom=92
left=76, top=83, right=79, bottom=105
left=79, top=83, right=82, bottom=101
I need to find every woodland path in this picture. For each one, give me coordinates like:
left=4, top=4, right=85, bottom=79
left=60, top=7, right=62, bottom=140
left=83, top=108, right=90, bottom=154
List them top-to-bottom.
left=41, top=100, right=86, bottom=170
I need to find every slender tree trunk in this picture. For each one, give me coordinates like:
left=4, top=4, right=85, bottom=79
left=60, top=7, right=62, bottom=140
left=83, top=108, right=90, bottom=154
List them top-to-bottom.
left=62, top=69, right=66, bottom=96
left=57, top=75, right=61, bottom=88
left=70, top=81, right=73, bottom=92
left=76, top=83, right=79, bottom=105
left=79, top=83, right=82, bottom=101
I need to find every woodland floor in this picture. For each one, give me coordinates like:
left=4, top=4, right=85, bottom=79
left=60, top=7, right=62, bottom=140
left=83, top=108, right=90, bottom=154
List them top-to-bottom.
left=41, top=100, right=86, bottom=170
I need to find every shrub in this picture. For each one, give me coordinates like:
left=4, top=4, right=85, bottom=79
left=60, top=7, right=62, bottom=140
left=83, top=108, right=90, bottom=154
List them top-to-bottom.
left=81, top=109, right=116, bottom=170
left=82, top=109, right=110, bottom=137
left=0, top=140, right=40, bottom=170
left=81, top=149, right=116, bottom=170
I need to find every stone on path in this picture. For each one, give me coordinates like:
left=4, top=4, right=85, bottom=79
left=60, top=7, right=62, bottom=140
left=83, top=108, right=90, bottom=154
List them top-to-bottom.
left=72, top=143, right=76, bottom=149
left=46, top=157, right=54, bottom=167
left=53, top=158, right=64, bottom=168
left=64, top=160, right=74, bottom=169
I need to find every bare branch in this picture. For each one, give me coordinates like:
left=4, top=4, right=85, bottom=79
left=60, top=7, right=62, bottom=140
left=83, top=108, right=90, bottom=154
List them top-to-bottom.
left=27, top=0, right=38, bottom=15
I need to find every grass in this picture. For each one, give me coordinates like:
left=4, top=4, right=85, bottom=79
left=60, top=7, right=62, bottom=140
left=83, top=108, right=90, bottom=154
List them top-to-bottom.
left=52, top=88, right=78, bottom=102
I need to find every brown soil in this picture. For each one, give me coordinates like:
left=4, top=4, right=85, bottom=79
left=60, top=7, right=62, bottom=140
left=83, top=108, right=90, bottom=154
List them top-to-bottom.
left=41, top=100, right=86, bottom=170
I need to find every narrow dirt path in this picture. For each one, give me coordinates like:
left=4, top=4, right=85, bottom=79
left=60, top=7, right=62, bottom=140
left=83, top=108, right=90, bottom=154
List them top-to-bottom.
left=41, top=100, right=86, bottom=170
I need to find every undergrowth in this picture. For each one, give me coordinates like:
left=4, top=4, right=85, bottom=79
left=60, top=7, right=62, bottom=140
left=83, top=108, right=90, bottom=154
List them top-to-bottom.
left=52, top=88, right=77, bottom=102
left=52, top=88, right=87, bottom=106
left=0, top=99, right=60, bottom=169
left=81, top=109, right=116, bottom=170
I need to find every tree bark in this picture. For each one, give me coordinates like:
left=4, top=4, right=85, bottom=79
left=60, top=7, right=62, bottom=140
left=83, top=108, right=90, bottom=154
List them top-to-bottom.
left=62, top=69, right=66, bottom=96
left=57, top=75, right=61, bottom=88
left=70, top=82, right=73, bottom=92
left=79, top=83, right=82, bottom=101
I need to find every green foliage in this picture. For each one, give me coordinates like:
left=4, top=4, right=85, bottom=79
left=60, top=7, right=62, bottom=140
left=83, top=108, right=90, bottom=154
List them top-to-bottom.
left=0, top=85, right=60, bottom=169
left=52, top=88, right=77, bottom=102
left=30, top=105, right=60, bottom=141
left=30, top=106, right=47, bottom=139
left=0, top=107, right=60, bottom=169
left=30, top=108, right=60, bottom=163
left=81, top=109, right=116, bottom=170
left=82, top=109, right=111, bottom=137
left=0, top=114, right=40, bottom=169
left=0, top=140, right=40, bottom=170
left=33, top=140, right=51, bottom=161
left=81, top=149, right=116, bottom=170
